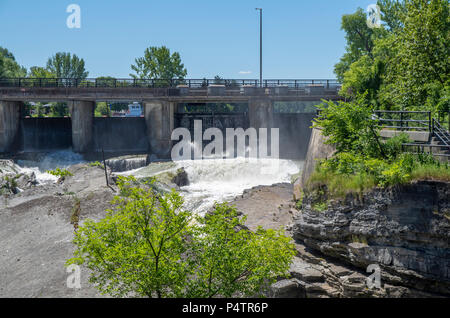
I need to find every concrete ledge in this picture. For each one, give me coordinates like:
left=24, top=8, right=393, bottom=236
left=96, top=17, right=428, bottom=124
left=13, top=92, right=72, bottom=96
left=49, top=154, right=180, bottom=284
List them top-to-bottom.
left=207, top=85, right=225, bottom=96
left=274, top=85, right=289, bottom=95
left=306, top=85, right=325, bottom=95
left=380, top=130, right=430, bottom=142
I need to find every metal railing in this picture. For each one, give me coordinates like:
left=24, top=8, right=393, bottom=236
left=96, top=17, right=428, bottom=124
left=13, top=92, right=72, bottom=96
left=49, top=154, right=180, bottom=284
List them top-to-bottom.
left=0, top=77, right=340, bottom=90
left=373, top=110, right=432, bottom=131
left=374, top=110, right=450, bottom=159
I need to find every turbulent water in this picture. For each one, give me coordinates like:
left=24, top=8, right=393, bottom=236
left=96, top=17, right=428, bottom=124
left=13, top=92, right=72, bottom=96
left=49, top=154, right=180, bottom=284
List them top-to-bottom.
left=16, top=150, right=85, bottom=184
left=14, top=151, right=301, bottom=214
left=121, top=158, right=301, bottom=214
left=177, top=158, right=301, bottom=213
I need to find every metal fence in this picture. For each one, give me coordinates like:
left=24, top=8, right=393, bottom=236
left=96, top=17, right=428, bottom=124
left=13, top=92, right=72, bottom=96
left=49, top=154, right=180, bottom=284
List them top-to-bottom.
left=0, top=77, right=340, bottom=89
left=373, top=110, right=432, bottom=131
left=374, top=110, right=450, bottom=159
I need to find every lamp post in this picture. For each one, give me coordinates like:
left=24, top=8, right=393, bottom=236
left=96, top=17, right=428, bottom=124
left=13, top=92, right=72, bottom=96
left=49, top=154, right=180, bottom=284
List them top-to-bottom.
left=255, top=8, right=262, bottom=87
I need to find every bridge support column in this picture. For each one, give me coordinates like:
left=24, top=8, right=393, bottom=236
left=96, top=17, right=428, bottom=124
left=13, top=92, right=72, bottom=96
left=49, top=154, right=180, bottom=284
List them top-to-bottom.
left=249, top=98, right=273, bottom=130
left=144, top=100, right=174, bottom=159
left=0, top=101, right=22, bottom=153
left=69, top=101, right=95, bottom=153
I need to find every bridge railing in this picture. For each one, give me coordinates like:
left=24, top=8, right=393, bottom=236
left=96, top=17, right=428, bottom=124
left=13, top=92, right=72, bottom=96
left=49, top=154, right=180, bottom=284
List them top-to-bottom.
left=0, top=77, right=340, bottom=90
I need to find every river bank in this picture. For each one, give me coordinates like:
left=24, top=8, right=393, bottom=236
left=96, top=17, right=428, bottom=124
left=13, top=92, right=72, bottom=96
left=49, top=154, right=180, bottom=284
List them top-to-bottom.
left=1, top=155, right=448, bottom=298
left=0, top=157, right=301, bottom=297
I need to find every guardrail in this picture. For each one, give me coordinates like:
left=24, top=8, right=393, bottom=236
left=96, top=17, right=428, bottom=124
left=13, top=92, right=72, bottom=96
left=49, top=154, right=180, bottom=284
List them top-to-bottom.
left=0, top=78, right=340, bottom=89
left=373, top=110, right=432, bottom=131
left=374, top=110, right=450, bottom=160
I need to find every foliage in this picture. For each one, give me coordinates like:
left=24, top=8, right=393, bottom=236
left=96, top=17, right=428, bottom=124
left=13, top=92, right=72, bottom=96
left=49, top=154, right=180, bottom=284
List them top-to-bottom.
left=310, top=0, right=449, bottom=199
left=336, top=0, right=449, bottom=114
left=377, top=0, right=407, bottom=31
left=379, top=0, right=449, bottom=111
left=333, top=8, right=386, bottom=82
left=130, top=46, right=187, bottom=83
left=0, top=47, right=26, bottom=78
left=46, top=52, right=88, bottom=79
left=28, top=66, right=55, bottom=79
left=95, top=76, right=116, bottom=87
left=313, top=96, right=385, bottom=157
left=49, top=102, right=69, bottom=117
left=95, top=102, right=110, bottom=117
left=308, top=152, right=450, bottom=198
left=88, top=161, right=105, bottom=169
left=46, top=168, right=73, bottom=178
left=0, top=175, right=19, bottom=195
left=67, top=176, right=295, bottom=298
left=312, top=201, right=328, bottom=212
left=186, top=203, right=295, bottom=298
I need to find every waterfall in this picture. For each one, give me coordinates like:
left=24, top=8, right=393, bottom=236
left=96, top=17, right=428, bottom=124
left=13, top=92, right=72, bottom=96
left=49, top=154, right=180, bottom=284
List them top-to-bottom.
left=105, top=156, right=148, bottom=172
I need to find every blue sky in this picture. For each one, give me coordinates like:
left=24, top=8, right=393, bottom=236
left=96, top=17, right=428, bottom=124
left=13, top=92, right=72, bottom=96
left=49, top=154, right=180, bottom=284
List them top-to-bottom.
left=0, top=0, right=376, bottom=79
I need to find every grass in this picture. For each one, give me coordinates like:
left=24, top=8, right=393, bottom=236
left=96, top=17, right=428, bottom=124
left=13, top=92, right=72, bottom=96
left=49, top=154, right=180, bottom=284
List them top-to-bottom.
left=307, top=157, right=450, bottom=200
left=88, top=161, right=105, bottom=169
left=409, top=163, right=450, bottom=182
left=307, top=169, right=377, bottom=199
left=312, top=201, right=328, bottom=212
left=352, top=235, right=368, bottom=245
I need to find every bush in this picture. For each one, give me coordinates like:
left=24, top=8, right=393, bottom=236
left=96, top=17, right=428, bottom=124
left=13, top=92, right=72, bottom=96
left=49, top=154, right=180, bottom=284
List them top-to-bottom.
left=308, top=151, right=450, bottom=198
left=46, top=168, right=73, bottom=178
left=67, top=176, right=295, bottom=298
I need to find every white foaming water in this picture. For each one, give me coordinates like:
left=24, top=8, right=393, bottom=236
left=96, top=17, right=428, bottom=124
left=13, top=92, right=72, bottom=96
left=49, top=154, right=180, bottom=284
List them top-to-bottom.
left=16, top=150, right=85, bottom=184
left=175, top=158, right=301, bottom=214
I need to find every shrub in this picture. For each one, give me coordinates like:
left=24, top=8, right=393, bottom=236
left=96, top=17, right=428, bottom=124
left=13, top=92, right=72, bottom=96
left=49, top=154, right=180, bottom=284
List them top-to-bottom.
left=46, top=168, right=73, bottom=178
left=67, top=176, right=295, bottom=298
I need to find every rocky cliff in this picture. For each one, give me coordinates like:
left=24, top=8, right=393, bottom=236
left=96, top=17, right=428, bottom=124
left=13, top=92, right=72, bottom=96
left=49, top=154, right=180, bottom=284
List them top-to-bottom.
left=288, top=180, right=450, bottom=297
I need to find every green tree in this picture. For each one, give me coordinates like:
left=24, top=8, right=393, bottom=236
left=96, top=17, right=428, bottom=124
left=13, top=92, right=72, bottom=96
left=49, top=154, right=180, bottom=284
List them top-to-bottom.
left=377, top=0, right=407, bottom=31
left=379, top=0, right=449, bottom=111
left=333, top=8, right=386, bottom=82
left=130, top=46, right=187, bottom=82
left=0, top=47, right=26, bottom=78
left=46, top=52, right=88, bottom=79
left=28, top=66, right=55, bottom=78
left=313, top=94, right=386, bottom=158
left=95, top=102, right=111, bottom=117
left=67, top=177, right=295, bottom=298
left=187, top=203, right=295, bottom=298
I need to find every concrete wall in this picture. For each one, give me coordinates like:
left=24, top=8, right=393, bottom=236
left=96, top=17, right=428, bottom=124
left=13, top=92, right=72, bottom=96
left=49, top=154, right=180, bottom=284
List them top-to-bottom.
left=249, top=98, right=273, bottom=130
left=144, top=100, right=174, bottom=159
left=0, top=101, right=22, bottom=153
left=68, top=101, right=95, bottom=153
left=273, top=113, right=315, bottom=160
left=20, top=117, right=72, bottom=151
left=93, top=117, right=149, bottom=153
left=294, top=127, right=336, bottom=200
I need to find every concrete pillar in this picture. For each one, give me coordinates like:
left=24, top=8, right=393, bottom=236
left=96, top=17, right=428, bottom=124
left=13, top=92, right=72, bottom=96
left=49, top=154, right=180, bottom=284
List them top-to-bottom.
left=249, top=98, right=273, bottom=130
left=144, top=100, right=174, bottom=159
left=0, top=101, right=22, bottom=153
left=68, top=101, right=95, bottom=153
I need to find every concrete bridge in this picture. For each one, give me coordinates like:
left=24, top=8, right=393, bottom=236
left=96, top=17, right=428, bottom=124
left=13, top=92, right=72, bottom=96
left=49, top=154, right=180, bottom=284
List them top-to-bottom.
left=0, top=78, right=342, bottom=158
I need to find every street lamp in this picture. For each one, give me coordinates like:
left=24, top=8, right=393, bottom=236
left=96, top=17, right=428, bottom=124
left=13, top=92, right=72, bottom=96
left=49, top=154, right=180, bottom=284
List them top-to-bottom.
left=255, top=8, right=262, bottom=87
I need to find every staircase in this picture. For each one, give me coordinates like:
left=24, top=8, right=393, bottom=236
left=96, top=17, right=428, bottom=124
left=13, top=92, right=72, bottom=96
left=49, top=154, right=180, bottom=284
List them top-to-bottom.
left=373, top=110, right=450, bottom=161
left=431, top=118, right=450, bottom=160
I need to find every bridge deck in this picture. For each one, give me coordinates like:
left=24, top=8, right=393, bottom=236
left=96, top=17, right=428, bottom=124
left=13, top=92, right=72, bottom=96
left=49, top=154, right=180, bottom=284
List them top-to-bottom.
left=0, top=78, right=342, bottom=102
left=0, top=87, right=342, bottom=102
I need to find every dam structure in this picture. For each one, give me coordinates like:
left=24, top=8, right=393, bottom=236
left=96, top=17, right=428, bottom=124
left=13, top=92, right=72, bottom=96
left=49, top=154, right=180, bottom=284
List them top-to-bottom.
left=0, top=78, right=342, bottom=159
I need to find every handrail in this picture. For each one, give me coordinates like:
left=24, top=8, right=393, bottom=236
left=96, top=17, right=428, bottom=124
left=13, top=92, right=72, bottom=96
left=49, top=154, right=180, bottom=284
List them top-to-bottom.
left=0, top=77, right=341, bottom=89
left=373, top=110, right=432, bottom=132
left=374, top=110, right=450, bottom=160
left=432, top=118, right=450, bottom=145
